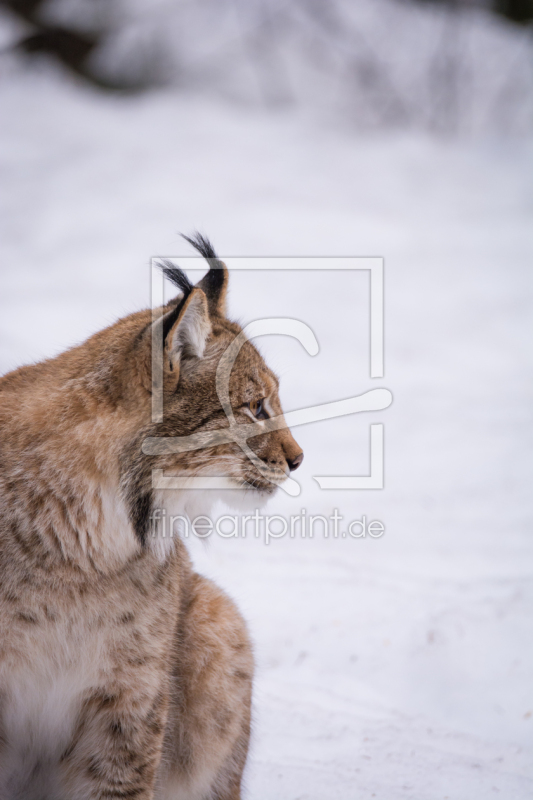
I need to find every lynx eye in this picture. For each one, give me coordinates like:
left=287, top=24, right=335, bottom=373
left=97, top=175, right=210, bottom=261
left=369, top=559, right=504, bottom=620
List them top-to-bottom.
left=247, top=398, right=268, bottom=420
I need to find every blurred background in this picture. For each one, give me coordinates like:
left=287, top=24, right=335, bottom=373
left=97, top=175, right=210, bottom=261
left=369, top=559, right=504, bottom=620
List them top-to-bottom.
left=0, top=1, right=532, bottom=798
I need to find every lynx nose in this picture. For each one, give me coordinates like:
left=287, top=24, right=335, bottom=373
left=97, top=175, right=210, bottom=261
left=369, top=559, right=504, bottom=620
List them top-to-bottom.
left=287, top=452, right=304, bottom=472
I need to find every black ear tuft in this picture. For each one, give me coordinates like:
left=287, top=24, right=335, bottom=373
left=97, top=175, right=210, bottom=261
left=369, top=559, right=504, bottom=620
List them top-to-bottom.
left=181, top=231, right=229, bottom=317
left=181, top=231, right=218, bottom=261
left=156, top=259, right=194, bottom=340
left=158, top=259, right=194, bottom=297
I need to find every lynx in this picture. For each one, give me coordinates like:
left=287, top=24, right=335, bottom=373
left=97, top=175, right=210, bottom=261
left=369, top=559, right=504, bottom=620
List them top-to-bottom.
left=0, top=235, right=303, bottom=800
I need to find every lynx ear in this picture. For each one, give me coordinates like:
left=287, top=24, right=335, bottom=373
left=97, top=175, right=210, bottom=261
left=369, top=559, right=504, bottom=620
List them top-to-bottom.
left=182, top=232, right=229, bottom=317
left=197, top=260, right=228, bottom=317
left=136, top=265, right=211, bottom=395
left=164, top=288, right=211, bottom=369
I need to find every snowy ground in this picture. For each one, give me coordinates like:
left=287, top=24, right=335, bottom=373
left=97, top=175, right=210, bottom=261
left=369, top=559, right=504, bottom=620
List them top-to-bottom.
left=0, top=68, right=532, bottom=799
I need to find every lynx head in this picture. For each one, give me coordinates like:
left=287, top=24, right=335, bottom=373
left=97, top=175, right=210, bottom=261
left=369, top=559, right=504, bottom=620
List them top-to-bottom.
left=124, top=234, right=303, bottom=546
left=0, top=235, right=303, bottom=568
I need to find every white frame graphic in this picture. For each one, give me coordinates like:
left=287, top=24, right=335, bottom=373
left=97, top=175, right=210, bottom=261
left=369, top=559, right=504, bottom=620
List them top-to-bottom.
left=147, top=257, right=388, bottom=492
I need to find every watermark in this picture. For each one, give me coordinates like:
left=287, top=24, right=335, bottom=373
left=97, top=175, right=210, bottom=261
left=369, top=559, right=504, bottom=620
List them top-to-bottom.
left=143, top=257, right=392, bottom=494
left=150, top=507, right=385, bottom=545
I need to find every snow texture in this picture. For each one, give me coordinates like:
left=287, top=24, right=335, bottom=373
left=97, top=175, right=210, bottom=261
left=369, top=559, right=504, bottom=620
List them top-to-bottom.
left=3, top=0, right=532, bottom=134
left=0, top=61, right=532, bottom=799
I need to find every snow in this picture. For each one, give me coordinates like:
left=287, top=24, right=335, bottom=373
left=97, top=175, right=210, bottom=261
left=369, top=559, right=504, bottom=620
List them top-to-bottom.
left=35, top=0, right=533, bottom=135
left=1, top=64, right=532, bottom=798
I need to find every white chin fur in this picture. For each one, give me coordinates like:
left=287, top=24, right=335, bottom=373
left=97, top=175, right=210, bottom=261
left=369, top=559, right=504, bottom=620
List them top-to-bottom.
left=149, top=484, right=275, bottom=560
left=212, top=485, right=274, bottom=513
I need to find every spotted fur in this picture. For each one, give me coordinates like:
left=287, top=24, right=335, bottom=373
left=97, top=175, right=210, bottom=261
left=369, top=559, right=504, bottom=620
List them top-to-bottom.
left=0, top=234, right=303, bottom=800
